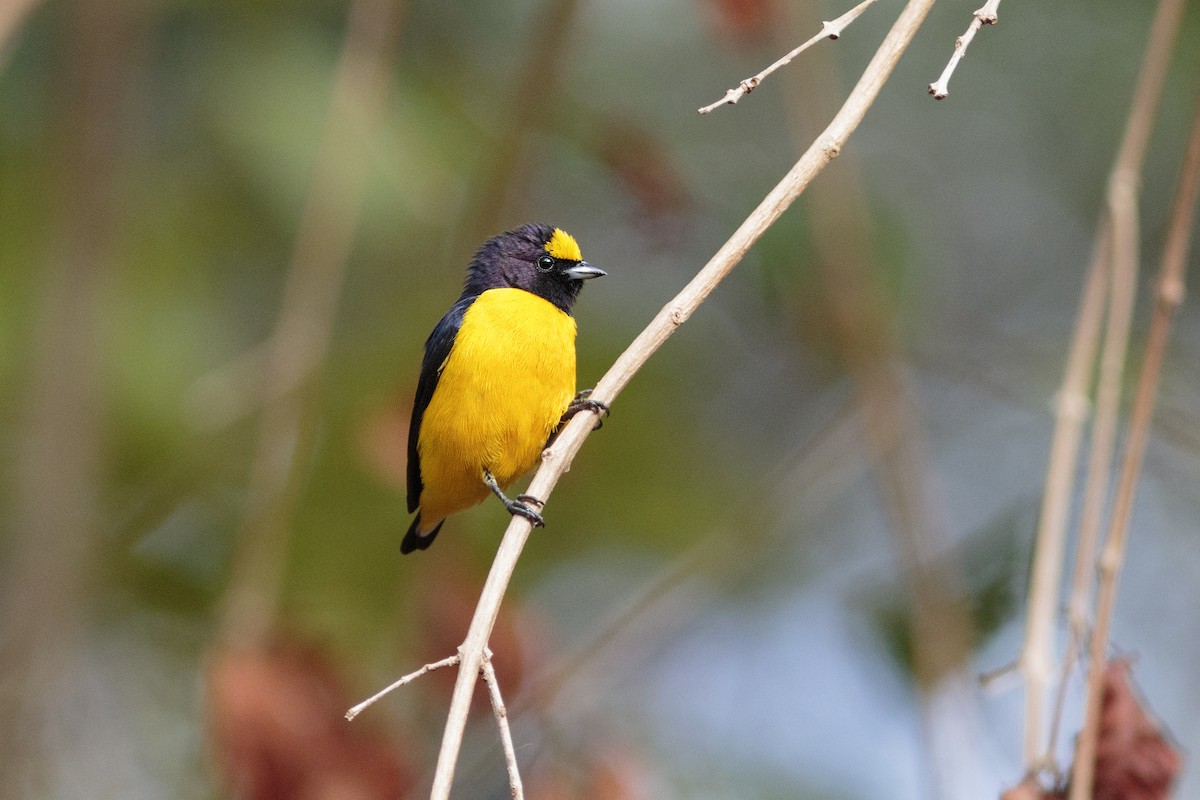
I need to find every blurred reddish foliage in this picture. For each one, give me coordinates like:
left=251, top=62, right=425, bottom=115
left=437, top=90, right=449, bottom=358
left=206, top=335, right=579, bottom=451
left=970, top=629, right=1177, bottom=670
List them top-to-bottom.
left=702, top=0, right=774, bottom=45
left=591, top=118, right=691, bottom=240
left=207, top=637, right=415, bottom=800
left=1002, top=659, right=1180, bottom=800
left=1090, top=660, right=1180, bottom=800
left=527, top=746, right=653, bottom=800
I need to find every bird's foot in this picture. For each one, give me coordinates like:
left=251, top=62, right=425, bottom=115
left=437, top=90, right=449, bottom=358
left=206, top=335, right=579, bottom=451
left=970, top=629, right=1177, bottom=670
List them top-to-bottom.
left=561, top=389, right=610, bottom=430
left=483, top=469, right=546, bottom=527
left=511, top=494, right=546, bottom=527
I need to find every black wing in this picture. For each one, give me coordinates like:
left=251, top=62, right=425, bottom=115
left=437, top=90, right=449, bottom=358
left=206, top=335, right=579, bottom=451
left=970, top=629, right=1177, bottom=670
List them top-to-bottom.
left=407, top=295, right=475, bottom=513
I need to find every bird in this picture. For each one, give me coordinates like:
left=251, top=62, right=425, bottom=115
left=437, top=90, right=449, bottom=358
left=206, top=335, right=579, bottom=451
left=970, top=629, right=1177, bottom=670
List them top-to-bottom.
left=401, top=223, right=606, bottom=554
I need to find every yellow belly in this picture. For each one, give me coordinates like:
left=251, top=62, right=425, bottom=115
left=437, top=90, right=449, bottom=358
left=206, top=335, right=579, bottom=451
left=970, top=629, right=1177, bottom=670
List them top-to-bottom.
left=416, top=288, right=577, bottom=523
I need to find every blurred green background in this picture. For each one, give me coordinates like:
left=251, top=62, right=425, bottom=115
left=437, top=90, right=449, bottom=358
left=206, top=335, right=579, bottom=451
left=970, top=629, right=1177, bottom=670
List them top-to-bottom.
left=2, top=0, right=1199, bottom=797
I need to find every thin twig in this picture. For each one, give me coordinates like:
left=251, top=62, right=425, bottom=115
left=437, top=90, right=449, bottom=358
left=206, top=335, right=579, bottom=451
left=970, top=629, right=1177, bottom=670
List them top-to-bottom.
left=697, top=0, right=879, bottom=115
left=928, top=0, right=1001, bottom=100
left=1014, top=0, right=1186, bottom=780
left=1060, top=0, right=1185, bottom=687
left=425, top=2, right=939, bottom=796
left=1070, top=86, right=1200, bottom=800
left=1063, top=144, right=1143, bottom=762
left=1032, top=226, right=1110, bottom=772
left=481, top=649, right=525, bottom=800
left=345, top=654, right=461, bottom=721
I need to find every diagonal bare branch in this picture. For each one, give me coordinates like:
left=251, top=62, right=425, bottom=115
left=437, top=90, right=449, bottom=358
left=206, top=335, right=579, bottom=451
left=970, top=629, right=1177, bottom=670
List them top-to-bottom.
left=481, top=649, right=525, bottom=800
left=344, top=654, right=460, bottom=722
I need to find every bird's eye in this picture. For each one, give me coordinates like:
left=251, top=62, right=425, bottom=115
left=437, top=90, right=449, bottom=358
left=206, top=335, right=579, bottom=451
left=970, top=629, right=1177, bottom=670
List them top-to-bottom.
left=537, top=255, right=555, bottom=272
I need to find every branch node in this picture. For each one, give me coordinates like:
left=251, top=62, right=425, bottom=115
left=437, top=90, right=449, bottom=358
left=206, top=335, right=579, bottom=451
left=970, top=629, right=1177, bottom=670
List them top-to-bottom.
left=698, top=0, right=880, bottom=114
left=928, top=0, right=1002, bottom=101
left=974, top=6, right=999, bottom=25
left=1052, top=389, right=1091, bottom=422
left=1097, top=542, right=1121, bottom=577
left=346, top=652, right=462, bottom=721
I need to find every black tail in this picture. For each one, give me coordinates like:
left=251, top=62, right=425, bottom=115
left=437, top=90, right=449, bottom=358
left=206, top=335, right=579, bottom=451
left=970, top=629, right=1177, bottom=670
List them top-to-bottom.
left=401, top=514, right=444, bottom=554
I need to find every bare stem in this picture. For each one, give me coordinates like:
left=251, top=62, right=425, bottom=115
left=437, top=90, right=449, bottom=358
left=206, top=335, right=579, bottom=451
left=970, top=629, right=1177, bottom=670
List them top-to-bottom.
left=698, top=0, right=880, bottom=114
left=928, top=0, right=1001, bottom=100
left=1015, top=0, right=1186, bottom=780
left=427, top=1, right=939, bottom=796
left=1070, top=84, right=1200, bottom=800
left=1020, top=225, right=1109, bottom=772
left=1035, top=227, right=1110, bottom=772
left=481, top=650, right=524, bottom=800
left=345, top=654, right=461, bottom=721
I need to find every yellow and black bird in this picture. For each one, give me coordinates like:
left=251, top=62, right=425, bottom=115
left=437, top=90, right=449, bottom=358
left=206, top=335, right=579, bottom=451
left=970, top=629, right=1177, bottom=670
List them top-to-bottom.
left=402, top=224, right=606, bottom=554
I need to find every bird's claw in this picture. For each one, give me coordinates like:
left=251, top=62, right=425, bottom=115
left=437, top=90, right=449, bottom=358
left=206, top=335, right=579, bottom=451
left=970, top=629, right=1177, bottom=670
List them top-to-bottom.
left=562, top=389, right=610, bottom=430
left=484, top=469, right=546, bottom=527
left=507, top=496, right=545, bottom=527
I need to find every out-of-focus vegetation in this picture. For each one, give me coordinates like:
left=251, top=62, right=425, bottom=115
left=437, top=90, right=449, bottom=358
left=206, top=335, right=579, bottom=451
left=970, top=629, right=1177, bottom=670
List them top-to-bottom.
left=1, top=0, right=1198, bottom=798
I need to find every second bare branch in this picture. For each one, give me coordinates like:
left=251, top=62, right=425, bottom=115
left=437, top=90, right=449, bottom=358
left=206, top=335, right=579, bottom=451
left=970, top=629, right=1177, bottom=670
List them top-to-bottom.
left=699, top=0, right=879, bottom=114
left=928, top=0, right=1001, bottom=100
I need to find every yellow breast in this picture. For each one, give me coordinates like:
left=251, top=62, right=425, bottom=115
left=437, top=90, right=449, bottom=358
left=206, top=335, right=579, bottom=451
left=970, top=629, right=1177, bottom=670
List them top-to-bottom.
left=416, top=288, right=577, bottom=522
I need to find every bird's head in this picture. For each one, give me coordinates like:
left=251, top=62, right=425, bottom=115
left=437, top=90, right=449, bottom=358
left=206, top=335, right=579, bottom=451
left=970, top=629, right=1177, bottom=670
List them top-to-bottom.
left=464, top=223, right=605, bottom=312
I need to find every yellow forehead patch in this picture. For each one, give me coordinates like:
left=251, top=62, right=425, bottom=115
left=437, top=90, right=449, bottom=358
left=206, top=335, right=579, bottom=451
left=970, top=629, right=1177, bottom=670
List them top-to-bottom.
left=545, top=228, right=582, bottom=262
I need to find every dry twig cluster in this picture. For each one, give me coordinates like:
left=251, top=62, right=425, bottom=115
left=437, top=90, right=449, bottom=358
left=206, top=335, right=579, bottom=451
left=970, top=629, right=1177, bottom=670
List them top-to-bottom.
left=1007, top=1, right=1196, bottom=797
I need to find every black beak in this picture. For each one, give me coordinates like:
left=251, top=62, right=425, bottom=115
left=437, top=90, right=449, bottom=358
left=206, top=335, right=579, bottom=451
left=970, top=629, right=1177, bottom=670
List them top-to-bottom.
left=562, top=261, right=606, bottom=280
